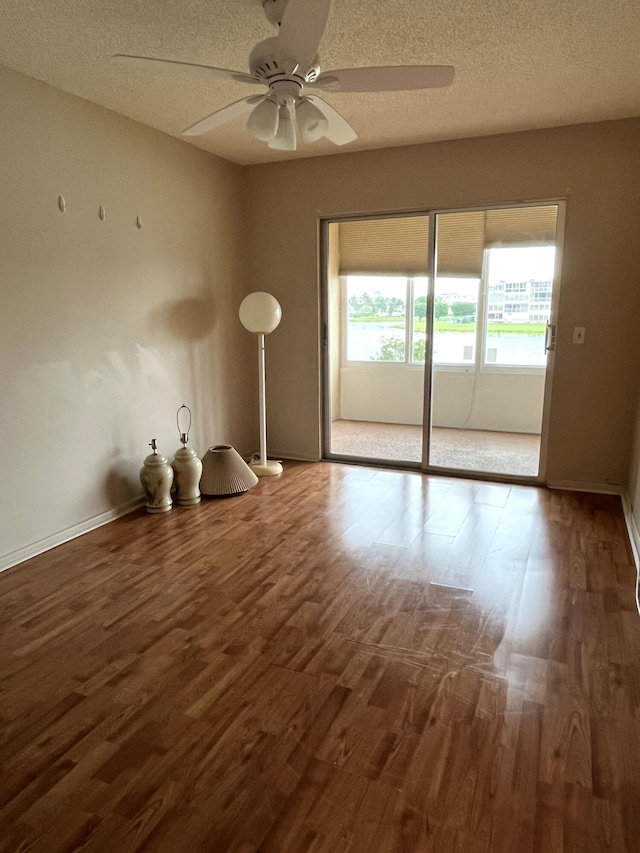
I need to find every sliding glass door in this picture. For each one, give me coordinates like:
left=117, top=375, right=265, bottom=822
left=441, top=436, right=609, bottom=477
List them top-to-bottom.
left=323, top=203, right=563, bottom=482
left=428, top=205, right=560, bottom=478
left=324, top=217, right=428, bottom=465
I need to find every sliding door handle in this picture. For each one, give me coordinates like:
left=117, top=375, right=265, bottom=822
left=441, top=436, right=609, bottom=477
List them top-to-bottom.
left=545, top=323, right=556, bottom=352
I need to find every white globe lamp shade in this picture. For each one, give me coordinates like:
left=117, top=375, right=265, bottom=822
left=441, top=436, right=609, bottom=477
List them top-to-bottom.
left=239, top=292, right=282, bottom=334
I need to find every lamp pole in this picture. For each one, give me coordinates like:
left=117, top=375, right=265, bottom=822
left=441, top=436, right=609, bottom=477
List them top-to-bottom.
left=257, top=332, right=267, bottom=468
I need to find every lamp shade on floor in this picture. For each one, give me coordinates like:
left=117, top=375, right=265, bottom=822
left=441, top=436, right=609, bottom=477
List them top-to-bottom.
left=199, top=445, right=258, bottom=496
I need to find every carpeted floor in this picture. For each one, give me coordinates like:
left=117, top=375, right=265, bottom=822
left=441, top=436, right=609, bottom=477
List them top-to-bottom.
left=329, top=419, right=540, bottom=477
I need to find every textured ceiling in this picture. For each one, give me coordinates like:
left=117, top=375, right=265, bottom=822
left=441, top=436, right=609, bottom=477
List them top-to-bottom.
left=1, top=0, right=639, bottom=166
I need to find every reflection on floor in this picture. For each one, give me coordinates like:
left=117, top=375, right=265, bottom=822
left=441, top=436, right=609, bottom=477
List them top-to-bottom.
left=330, top=419, right=540, bottom=476
left=1, top=463, right=638, bottom=848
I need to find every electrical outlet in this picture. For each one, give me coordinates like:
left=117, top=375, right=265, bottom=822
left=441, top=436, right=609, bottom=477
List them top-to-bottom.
left=573, top=326, right=586, bottom=344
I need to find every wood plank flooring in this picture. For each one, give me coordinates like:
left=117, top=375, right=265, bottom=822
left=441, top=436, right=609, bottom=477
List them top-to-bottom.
left=0, top=461, right=639, bottom=851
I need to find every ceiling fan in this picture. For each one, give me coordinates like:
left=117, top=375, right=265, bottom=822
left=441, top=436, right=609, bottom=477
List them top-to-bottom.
left=115, top=0, right=454, bottom=152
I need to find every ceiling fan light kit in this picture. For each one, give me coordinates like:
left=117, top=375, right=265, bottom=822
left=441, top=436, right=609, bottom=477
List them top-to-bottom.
left=115, top=0, right=454, bottom=154
left=246, top=97, right=279, bottom=141
left=296, top=98, right=329, bottom=143
left=268, top=105, right=297, bottom=150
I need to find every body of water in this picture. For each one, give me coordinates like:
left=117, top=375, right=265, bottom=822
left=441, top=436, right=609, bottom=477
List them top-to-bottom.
left=347, top=322, right=547, bottom=367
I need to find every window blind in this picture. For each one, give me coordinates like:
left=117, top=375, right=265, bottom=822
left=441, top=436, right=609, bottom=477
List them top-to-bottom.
left=337, top=205, right=558, bottom=277
left=484, top=205, right=558, bottom=246
left=435, top=211, right=486, bottom=277
left=338, top=217, right=430, bottom=275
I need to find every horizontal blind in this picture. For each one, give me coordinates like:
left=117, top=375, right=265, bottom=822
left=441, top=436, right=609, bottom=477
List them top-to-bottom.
left=337, top=205, right=558, bottom=277
left=485, top=205, right=558, bottom=246
left=435, top=211, right=485, bottom=277
left=338, top=217, right=429, bottom=274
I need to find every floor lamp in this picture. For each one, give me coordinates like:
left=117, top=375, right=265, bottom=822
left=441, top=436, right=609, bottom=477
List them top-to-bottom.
left=239, top=292, right=283, bottom=476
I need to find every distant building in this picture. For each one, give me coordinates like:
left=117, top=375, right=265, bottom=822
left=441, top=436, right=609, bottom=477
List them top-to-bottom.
left=487, top=279, right=552, bottom=322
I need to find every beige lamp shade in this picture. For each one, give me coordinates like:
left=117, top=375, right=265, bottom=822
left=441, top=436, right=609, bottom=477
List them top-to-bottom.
left=200, top=445, right=258, bottom=496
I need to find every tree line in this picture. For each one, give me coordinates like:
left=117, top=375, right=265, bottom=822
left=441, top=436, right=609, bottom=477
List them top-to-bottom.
left=349, top=292, right=476, bottom=321
left=348, top=293, right=405, bottom=317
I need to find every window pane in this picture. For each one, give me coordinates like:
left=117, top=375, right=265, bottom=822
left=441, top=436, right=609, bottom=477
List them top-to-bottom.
left=484, top=247, right=555, bottom=367
left=346, top=275, right=406, bottom=362
left=411, top=276, right=428, bottom=363
left=432, top=277, right=479, bottom=365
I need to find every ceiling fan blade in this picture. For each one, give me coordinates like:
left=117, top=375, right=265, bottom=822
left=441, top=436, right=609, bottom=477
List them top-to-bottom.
left=277, top=0, right=332, bottom=71
left=113, top=54, right=259, bottom=86
left=310, top=65, right=455, bottom=93
left=305, top=95, right=357, bottom=146
left=183, top=96, right=264, bottom=137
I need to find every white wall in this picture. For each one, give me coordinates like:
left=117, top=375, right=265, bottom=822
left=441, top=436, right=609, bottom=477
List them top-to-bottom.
left=0, top=66, right=255, bottom=571
left=339, top=365, right=544, bottom=432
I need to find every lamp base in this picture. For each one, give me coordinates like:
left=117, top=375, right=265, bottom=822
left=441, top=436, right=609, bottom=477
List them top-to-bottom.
left=249, top=459, right=283, bottom=477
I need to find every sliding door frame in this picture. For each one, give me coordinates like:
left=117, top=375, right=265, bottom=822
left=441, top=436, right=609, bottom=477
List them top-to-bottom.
left=320, top=198, right=566, bottom=485
left=422, top=199, right=566, bottom=484
left=320, top=211, right=429, bottom=470
left=420, top=211, right=437, bottom=472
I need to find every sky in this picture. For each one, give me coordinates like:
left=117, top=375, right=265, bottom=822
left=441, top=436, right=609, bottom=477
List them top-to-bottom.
left=487, top=246, right=556, bottom=284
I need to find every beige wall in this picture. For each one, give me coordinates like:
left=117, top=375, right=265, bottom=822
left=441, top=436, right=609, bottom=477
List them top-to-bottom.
left=0, top=66, right=255, bottom=570
left=244, top=118, right=640, bottom=486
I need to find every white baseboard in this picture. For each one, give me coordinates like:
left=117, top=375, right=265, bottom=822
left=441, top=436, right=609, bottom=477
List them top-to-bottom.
left=269, top=450, right=321, bottom=464
left=546, top=478, right=623, bottom=495
left=621, top=491, right=640, bottom=569
left=621, top=491, right=640, bottom=617
left=0, top=496, right=145, bottom=574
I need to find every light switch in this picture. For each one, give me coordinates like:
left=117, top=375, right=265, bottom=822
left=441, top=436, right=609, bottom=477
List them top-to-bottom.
left=573, top=327, right=586, bottom=344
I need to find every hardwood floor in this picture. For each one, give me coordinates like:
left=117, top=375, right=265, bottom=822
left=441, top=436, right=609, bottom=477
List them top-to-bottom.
left=0, top=461, right=639, bottom=851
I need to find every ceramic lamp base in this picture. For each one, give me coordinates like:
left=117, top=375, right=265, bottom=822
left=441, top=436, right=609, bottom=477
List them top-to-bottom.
left=172, top=444, right=202, bottom=507
left=140, top=445, right=174, bottom=514
left=249, top=460, right=283, bottom=477
left=176, top=496, right=201, bottom=506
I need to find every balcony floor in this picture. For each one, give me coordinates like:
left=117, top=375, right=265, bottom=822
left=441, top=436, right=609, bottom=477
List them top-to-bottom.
left=329, top=419, right=540, bottom=477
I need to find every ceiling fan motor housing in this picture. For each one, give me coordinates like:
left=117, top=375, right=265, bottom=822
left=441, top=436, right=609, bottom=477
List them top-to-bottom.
left=249, top=37, right=319, bottom=86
